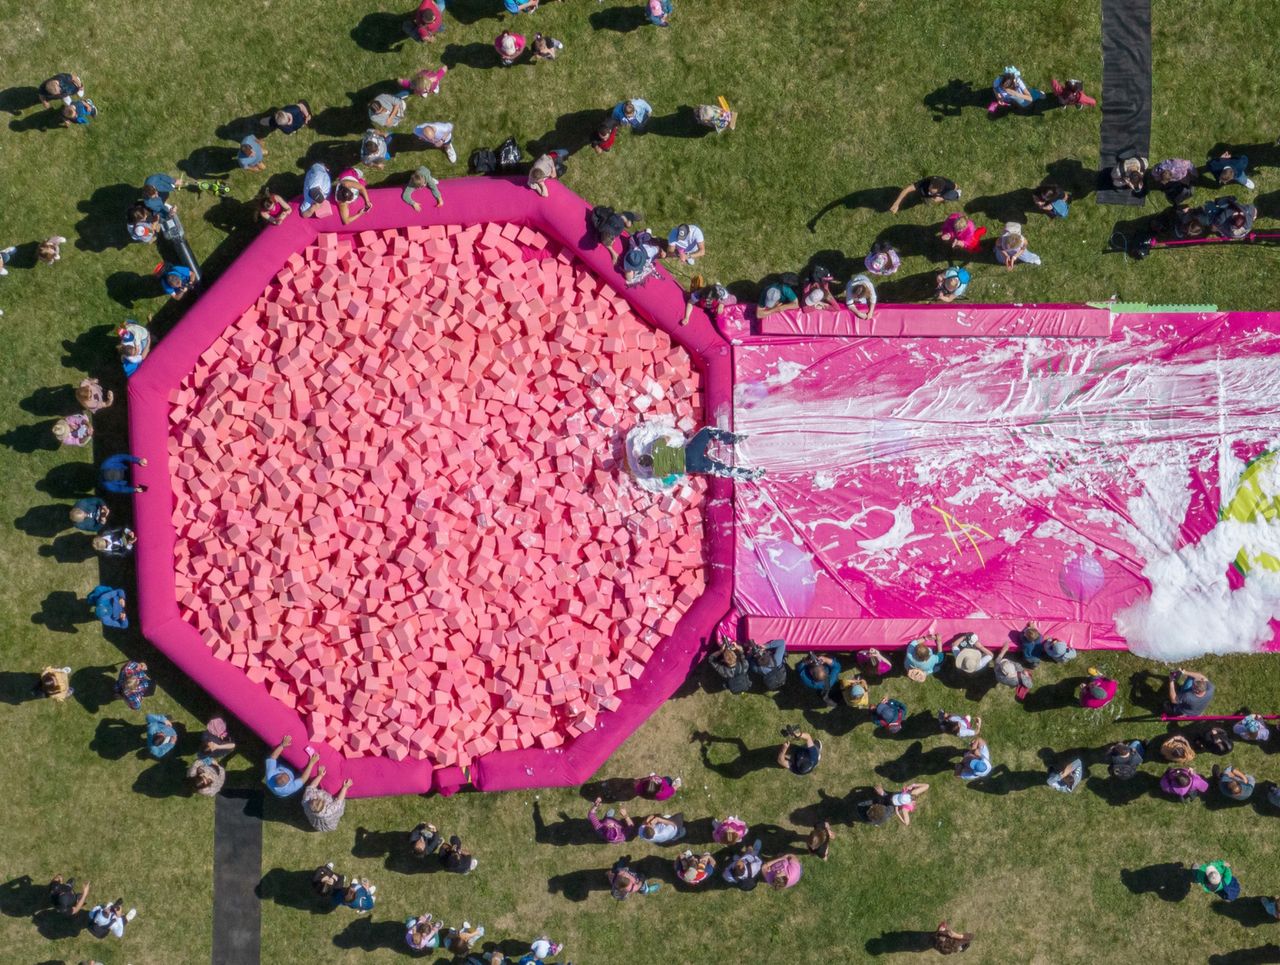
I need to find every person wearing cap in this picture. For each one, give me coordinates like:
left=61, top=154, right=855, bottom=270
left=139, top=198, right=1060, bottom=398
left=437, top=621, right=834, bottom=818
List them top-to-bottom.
left=495, top=29, right=526, bottom=66
left=991, top=66, right=1044, bottom=111
left=612, top=98, right=653, bottom=131
left=299, top=162, right=333, bottom=218
left=889, top=176, right=961, bottom=213
left=995, top=222, right=1041, bottom=269
left=666, top=223, right=705, bottom=265
left=622, top=237, right=662, bottom=286
left=864, top=241, right=901, bottom=276
left=160, top=263, right=194, bottom=299
left=935, top=266, right=970, bottom=303
left=681, top=275, right=734, bottom=326
left=757, top=280, right=799, bottom=317
left=636, top=424, right=763, bottom=482
left=950, top=633, right=993, bottom=674
left=904, top=636, right=943, bottom=680
left=1042, top=637, right=1077, bottom=663
left=708, top=638, right=750, bottom=693
left=746, top=638, right=788, bottom=691
left=992, top=642, right=1033, bottom=700
left=797, top=653, right=841, bottom=706
left=1167, top=668, right=1214, bottom=715
left=839, top=671, right=870, bottom=709
left=1080, top=673, right=1117, bottom=708
left=873, top=695, right=907, bottom=732
left=937, top=711, right=980, bottom=739
left=145, top=713, right=178, bottom=759
left=1233, top=713, right=1271, bottom=743
left=777, top=730, right=821, bottom=775
left=264, top=734, right=318, bottom=798
left=955, top=737, right=992, bottom=781
left=1105, top=740, right=1145, bottom=779
left=1046, top=758, right=1084, bottom=793
left=1214, top=763, right=1256, bottom=802
left=1160, top=766, right=1208, bottom=800
left=302, top=767, right=353, bottom=831
left=890, top=782, right=929, bottom=825
left=589, top=797, right=634, bottom=842
left=637, top=812, right=685, bottom=844
left=721, top=839, right=763, bottom=889
left=674, top=850, right=715, bottom=885
left=1193, top=860, right=1240, bottom=900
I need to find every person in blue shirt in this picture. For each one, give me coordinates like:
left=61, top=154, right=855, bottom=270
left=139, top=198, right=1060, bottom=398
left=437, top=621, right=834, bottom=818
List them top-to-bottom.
left=61, top=98, right=97, bottom=126
left=612, top=98, right=653, bottom=132
left=238, top=134, right=267, bottom=171
left=1207, top=150, right=1255, bottom=191
left=300, top=163, right=333, bottom=217
left=141, top=173, right=181, bottom=213
left=160, top=263, right=193, bottom=299
left=936, top=266, right=970, bottom=303
left=100, top=453, right=146, bottom=493
left=70, top=496, right=110, bottom=532
left=87, top=584, right=128, bottom=629
left=904, top=637, right=944, bottom=677
left=797, top=653, right=841, bottom=706
left=145, top=714, right=178, bottom=758
left=264, top=734, right=318, bottom=797
left=955, top=738, right=992, bottom=781
left=333, top=878, right=376, bottom=913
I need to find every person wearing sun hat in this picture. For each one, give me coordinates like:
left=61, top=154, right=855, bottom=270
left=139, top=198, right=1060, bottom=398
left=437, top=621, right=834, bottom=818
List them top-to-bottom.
left=864, top=241, right=901, bottom=276
left=951, top=632, right=994, bottom=674
left=992, top=641, right=1033, bottom=700
left=955, top=737, right=992, bottom=781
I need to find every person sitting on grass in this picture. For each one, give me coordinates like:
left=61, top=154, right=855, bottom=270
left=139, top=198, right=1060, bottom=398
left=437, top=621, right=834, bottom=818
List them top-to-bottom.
left=531, top=32, right=565, bottom=62
left=991, top=66, right=1044, bottom=112
left=40, top=72, right=84, bottom=107
left=368, top=92, right=407, bottom=129
left=62, top=99, right=97, bottom=126
left=591, top=117, right=620, bottom=154
left=360, top=128, right=394, bottom=170
left=1206, top=150, right=1256, bottom=191
left=402, top=167, right=443, bottom=210
left=334, top=169, right=372, bottom=225
left=141, top=173, right=181, bottom=214
left=889, top=175, right=961, bottom=213
left=1033, top=183, right=1071, bottom=219
left=254, top=189, right=293, bottom=226
left=1208, top=196, right=1256, bottom=240
left=127, top=203, right=160, bottom=244
left=940, top=213, right=986, bottom=253
left=995, top=222, right=1041, bottom=269
left=666, top=223, right=706, bottom=265
left=159, top=263, right=193, bottom=300
left=935, top=266, right=970, bottom=303
left=844, top=273, right=877, bottom=319
left=756, top=278, right=800, bottom=317
left=118, top=321, right=151, bottom=376
left=53, top=413, right=92, bottom=447
left=637, top=424, right=764, bottom=483
left=71, top=496, right=110, bottom=533
left=88, top=584, right=127, bottom=629
left=1019, top=622, right=1047, bottom=665
left=950, top=632, right=994, bottom=674
left=904, top=635, right=943, bottom=681
left=708, top=638, right=750, bottom=693
left=746, top=638, right=788, bottom=691
left=992, top=642, right=1033, bottom=700
left=797, top=653, right=841, bottom=706
left=114, top=660, right=152, bottom=709
left=38, top=665, right=74, bottom=701
left=1168, top=668, right=1214, bottom=715
left=839, top=671, right=871, bottom=709
left=1080, top=672, right=1118, bottom=709
left=873, top=695, right=907, bottom=733
left=938, top=711, right=980, bottom=739
left=145, top=713, right=178, bottom=759
left=1233, top=713, right=1270, bottom=743
left=1196, top=725, right=1233, bottom=755
left=778, top=727, right=821, bottom=775
left=1157, top=733, right=1197, bottom=764
left=264, top=734, right=318, bottom=798
left=956, top=738, right=992, bottom=781
left=1105, top=740, right=1145, bottom=779
left=188, top=755, right=226, bottom=796
left=1046, top=758, right=1085, bottom=793
left=1213, top=763, right=1256, bottom=802
left=1160, top=766, right=1209, bottom=801
left=302, top=768, right=354, bottom=831
left=636, top=773, right=682, bottom=801
left=890, top=782, right=930, bottom=825
left=855, top=786, right=895, bottom=826
left=589, top=797, right=634, bottom=842
left=637, top=812, right=686, bottom=844
left=712, top=814, right=749, bottom=845
left=807, top=820, right=835, bottom=859
left=439, top=834, right=479, bottom=873
left=722, top=840, right=763, bottom=889
left=674, top=850, right=715, bottom=885
left=761, top=854, right=804, bottom=889
left=608, top=856, right=660, bottom=898
left=1193, top=860, right=1240, bottom=901
left=311, top=862, right=343, bottom=899
left=48, top=873, right=90, bottom=918
left=333, top=878, right=376, bottom=913
left=1262, top=896, right=1280, bottom=921
left=88, top=899, right=136, bottom=939
left=405, top=913, right=442, bottom=952
left=934, top=921, right=974, bottom=955
left=524, top=936, right=566, bottom=962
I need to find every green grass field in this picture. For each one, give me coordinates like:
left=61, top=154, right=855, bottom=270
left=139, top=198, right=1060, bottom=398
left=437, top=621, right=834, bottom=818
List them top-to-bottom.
left=4, top=1, right=1280, bottom=962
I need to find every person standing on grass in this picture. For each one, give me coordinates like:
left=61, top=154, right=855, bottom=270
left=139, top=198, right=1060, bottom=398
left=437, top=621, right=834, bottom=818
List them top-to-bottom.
left=410, top=0, right=444, bottom=42
left=505, top=0, right=539, bottom=12
left=646, top=0, right=673, bottom=25
left=496, top=30, right=526, bottom=65
left=40, top=72, right=84, bottom=107
left=1051, top=78, right=1097, bottom=108
left=612, top=98, right=653, bottom=132
left=62, top=99, right=97, bottom=126
left=261, top=101, right=311, bottom=135
left=591, top=116, right=620, bottom=154
left=413, top=122, right=457, bottom=163
left=361, top=128, right=394, bottom=170
left=237, top=134, right=268, bottom=171
left=1150, top=157, right=1197, bottom=203
left=299, top=163, right=333, bottom=218
left=402, top=167, right=444, bottom=210
left=334, top=168, right=372, bottom=225
left=141, top=173, right=181, bottom=214
left=889, top=175, right=961, bottom=213
left=37, top=235, right=68, bottom=263
left=864, top=241, right=901, bottom=276
left=844, top=273, right=876, bottom=319
left=757, top=279, right=800, bottom=317
left=76, top=377, right=114, bottom=413
left=71, top=496, right=110, bottom=533
left=93, top=527, right=136, bottom=557
left=88, top=585, right=127, bottom=629
left=950, top=633, right=993, bottom=674
left=708, top=638, right=750, bottom=693
left=747, top=638, right=788, bottom=691
left=992, top=642, right=1033, bottom=700
left=797, top=653, right=841, bottom=706
left=114, top=661, right=151, bottom=709
left=38, top=665, right=74, bottom=701
left=1167, top=668, right=1214, bottom=715
left=1080, top=673, right=1117, bottom=708
left=873, top=695, right=907, bottom=733
left=145, top=713, right=178, bottom=758
left=1233, top=713, right=1270, bottom=743
left=199, top=717, right=236, bottom=760
left=777, top=727, right=821, bottom=775
left=264, top=734, right=318, bottom=798
left=1106, top=740, right=1146, bottom=779
left=188, top=755, right=226, bottom=796
left=1046, top=758, right=1084, bottom=793
left=1214, top=763, right=1256, bottom=802
left=1160, top=766, right=1209, bottom=801
left=302, top=768, right=354, bottom=831
left=635, top=773, right=682, bottom=801
left=890, top=783, right=929, bottom=825
left=589, top=797, right=635, bottom=842
left=712, top=814, right=749, bottom=845
left=807, top=820, right=835, bottom=859
left=410, top=821, right=443, bottom=857
left=440, top=835, right=479, bottom=873
left=722, top=840, right=764, bottom=889
left=761, top=854, right=803, bottom=889
left=1193, top=860, right=1240, bottom=901
left=48, top=874, right=90, bottom=918
left=88, top=899, right=137, bottom=939
left=934, top=921, right=974, bottom=955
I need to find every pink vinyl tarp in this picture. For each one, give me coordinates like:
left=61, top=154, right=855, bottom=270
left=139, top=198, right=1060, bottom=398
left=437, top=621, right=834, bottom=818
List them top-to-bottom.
left=127, top=178, right=733, bottom=797
left=731, top=311, right=1280, bottom=660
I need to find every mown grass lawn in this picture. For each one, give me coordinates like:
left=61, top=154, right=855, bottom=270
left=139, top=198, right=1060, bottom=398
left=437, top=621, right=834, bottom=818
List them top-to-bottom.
left=4, top=1, right=1280, bottom=963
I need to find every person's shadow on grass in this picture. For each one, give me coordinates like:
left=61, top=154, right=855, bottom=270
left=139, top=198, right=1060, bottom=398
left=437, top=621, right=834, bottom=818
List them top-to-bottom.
left=589, top=6, right=647, bottom=32
left=351, top=11, right=413, bottom=52
left=440, top=42, right=503, bottom=70
left=923, top=78, right=989, bottom=121
left=527, top=108, right=601, bottom=159
left=807, top=186, right=900, bottom=231
left=0, top=420, right=59, bottom=454
left=37, top=533, right=96, bottom=564
left=31, top=590, right=88, bottom=633
left=70, top=664, right=121, bottom=713
left=1128, top=670, right=1169, bottom=714
left=1022, top=677, right=1088, bottom=713
left=692, top=731, right=780, bottom=779
left=874, top=740, right=961, bottom=781
left=965, top=764, right=1044, bottom=795
left=1086, top=772, right=1158, bottom=807
left=578, top=776, right=639, bottom=804
left=789, top=787, right=855, bottom=828
left=531, top=800, right=601, bottom=846
left=351, top=826, right=444, bottom=874
left=1120, top=862, right=1189, bottom=902
left=256, top=869, right=331, bottom=915
left=0, top=874, right=44, bottom=918
left=1214, top=898, right=1277, bottom=928
left=332, top=916, right=404, bottom=951
left=865, top=929, right=936, bottom=955
left=1208, top=944, right=1280, bottom=965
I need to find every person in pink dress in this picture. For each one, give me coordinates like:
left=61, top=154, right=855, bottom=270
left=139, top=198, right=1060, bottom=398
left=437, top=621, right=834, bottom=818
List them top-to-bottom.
left=940, top=213, right=986, bottom=252
left=1080, top=673, right=1118, bottom=708
left=635, top=773, right=681, bottom=801
left=712, top=815, right=749, bottom=845
left=761, top=854, right=803, bottom=889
